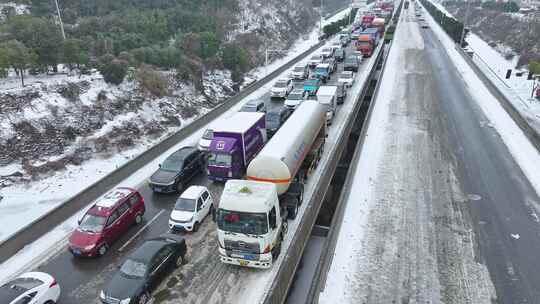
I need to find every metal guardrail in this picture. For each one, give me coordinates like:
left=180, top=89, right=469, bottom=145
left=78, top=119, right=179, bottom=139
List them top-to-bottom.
left=306, top=5, right=402, bottom=302
left=0, top=39, right=329, bottom=264
left=262, top=44, right=386, bottom=304
left=456, top=47, right=540, bottom=152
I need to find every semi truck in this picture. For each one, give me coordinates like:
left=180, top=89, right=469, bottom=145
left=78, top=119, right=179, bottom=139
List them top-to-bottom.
left=361, top=14, right=375, bottom=28
left=372, top=17, right=386, bottom=37
left=357, top=28, right=379, bottom=57
left=216, top=100, right=327, bottom=269
left=207, top=112, right=267, bottom=182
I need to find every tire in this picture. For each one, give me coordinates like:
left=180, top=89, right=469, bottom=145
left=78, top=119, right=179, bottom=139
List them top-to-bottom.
left=288, top=201, right=299, bottom=220
left=209, top=205, right=215, bottom=221
left=134, top=213, right=143, bottom=225
left=193, top=222, right=200, bottom=232
left=97, top=244, right=108, bottom=257
left=174, top=254, right=185, bottom=268
left=139, top=291, right=150, bottom=304
left=44, top=301, right=56, bottom=304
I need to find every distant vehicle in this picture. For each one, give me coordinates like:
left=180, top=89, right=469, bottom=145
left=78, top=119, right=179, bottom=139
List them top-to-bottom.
left=415, top=13, right=421, bottom=17
left=362, top=14, right=375, bottom=28
left=418, top=17, right=425, bottom=21
left=372, top=18, right=386, bottom=36
left=421, top=23, right=429, bottom=28
left=357, top=28, right=380, bottom=57
left=350, top=31, right=361, bottom=41
left=338, top=34, right=349, bottom=46
left=330, top=41, right=342, bottom=52
left=321, top=47, right=334, bottom=58
left=334, top=48, right=345, bottom=62
left=308, top=54, right=323, bottom=68
left=344, top=55, right=360, bottom=72
left=324, top=57, right=338, bottom=73
left=314, top=63, right=331, bottom=83
left=291, top=65, right=309, bottom=79
left=338, top=71, right=355, bottom=88
left=271, top=78, right=294, bottom=98
left=303, top=78, right=322, bottom=96
left=335, top=82, right=347, bottom=104
left=317, top=86, right=338, bottom=124
left=536, top=86, right=540, bottom=99
left=285, top=89, right=306, bottom=109
left=240, top=99, right=266, bottom=112
left=217, top=101, right=327, bottom=269
left=266, top=107, right=292, bottom=138
left=207, top=112, right=267, bottom=181
left=149, top=147, right=205, bottom=194
left=169, top=186, right=214, bottom=232
left=69, top=187, right=145, bottom=257
left=99, top=234, right=187, bottom=304
left=0, top=272, right=61, bottom=304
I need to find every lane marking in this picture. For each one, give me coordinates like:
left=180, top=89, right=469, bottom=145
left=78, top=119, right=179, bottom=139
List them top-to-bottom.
left=118, top=210, right=165, bottom=252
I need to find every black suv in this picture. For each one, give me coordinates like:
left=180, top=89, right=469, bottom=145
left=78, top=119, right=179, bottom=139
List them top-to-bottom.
left=344, top=55, right=359, bottom=72
left=266, top=107, right=292, bottom=138
left=149, top=146, right=205, bottom=194
left=99, top=234, right=187, bottom=304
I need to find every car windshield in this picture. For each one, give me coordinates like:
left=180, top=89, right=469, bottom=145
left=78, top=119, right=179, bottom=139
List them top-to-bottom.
left=322, top=48, right=331, bottom=53
left=311, top=55, right=320, bottom=60
left=345, top=57, right=357, bottom=64
left=293, top=67, right=304, bottom=72
left=315, top=67, right=327, bottom=74
left=340, top=72, right=352, bottom=79
left=274, top=81, right=287, bottom=88
left=288, top=92, right=303, bottom=100
left=241, top=105, right=257, bottom=112
left=266, top=113, right=280, bottom=128
left=202, top=129, right=213, bottom=140
left=208, top=152, right=232, bottom=166
left=161, top=155, right=183, bottom=172
left=175, top=198, right=196, bottom=212
left=217, top=209, right=268, bottom=235
left=79, top=213, right=107, bottom=233
left=120, top=259, right=147, bottom=278
left=4, top=277, right=42, bottom=292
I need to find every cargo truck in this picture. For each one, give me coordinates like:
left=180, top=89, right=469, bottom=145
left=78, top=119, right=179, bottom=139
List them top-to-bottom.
left=361, top=14, right=375, bottom=28
left=372, top=17, right=386, bottom=37
left=357, top=28, right=379, bottom=57
left=216, top=101, right=326, bottom=269
left=207, top=112, right=267, bottom=182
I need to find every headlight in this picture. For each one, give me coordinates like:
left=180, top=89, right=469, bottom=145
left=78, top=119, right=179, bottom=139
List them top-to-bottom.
left=186, top=216, right=194, bottom=223
left=84, top=244, right=96, bottom=251
left=100, top=291, right=106, bottom=299
left=120, top=298, right=131, bottom=304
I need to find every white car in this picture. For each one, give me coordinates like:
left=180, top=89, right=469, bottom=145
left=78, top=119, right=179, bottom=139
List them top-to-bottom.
left=330, top=41, right=342, bottom=52
left=321, top=47, right=334, bottom=58
left=308, top=54, right=323, bottom=68
left=291, top=65, right=309, bottom=79
left=338, top=71, right=355, bottom=87
left=271, top=78, right=294, bottom=98
left=285, top=89, right=306, bottom=109
left=198, top=128, right=214, bottom=151
left=169, top=185, right=214, bottom=232
left=0, top=272, right=61, bottom=304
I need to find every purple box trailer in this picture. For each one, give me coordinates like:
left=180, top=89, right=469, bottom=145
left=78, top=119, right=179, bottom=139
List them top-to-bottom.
left=207, top=112, right=267, bottom=181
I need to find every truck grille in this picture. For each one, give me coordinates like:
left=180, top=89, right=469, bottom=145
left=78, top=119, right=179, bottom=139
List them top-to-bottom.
left=224, top=239, right=260, bottom=254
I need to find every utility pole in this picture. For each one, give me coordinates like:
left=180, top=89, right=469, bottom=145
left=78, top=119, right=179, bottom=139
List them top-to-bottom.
left=54, top=0, right=66, bottom=40
left=459, top=0, right=471, bottom=47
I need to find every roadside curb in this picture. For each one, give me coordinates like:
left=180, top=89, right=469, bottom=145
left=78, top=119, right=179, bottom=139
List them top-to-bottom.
left=455, top=46, right=540, bottom=152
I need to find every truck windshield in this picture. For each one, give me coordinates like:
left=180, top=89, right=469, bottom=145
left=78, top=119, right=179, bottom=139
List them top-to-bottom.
left=357, top=41, right=371, bottom=47
left=202, top=129, right=214, bottom=140
left=208, top=153, right=232, bottom=167
left=217, top=209, right=268, bottom=235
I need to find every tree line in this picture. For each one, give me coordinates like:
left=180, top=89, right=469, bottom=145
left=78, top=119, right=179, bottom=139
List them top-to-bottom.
left=0, top=0, right=252, bottom=87
left=420, top=0, right=467, bottom=44
left=443, top=0, right=520, bottom=13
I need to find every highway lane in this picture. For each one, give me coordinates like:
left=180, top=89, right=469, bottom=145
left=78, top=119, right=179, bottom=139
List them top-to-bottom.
left=321, top=6, right=540, bottom=303
left=420, top=19, right=540, bottom=303
left=35, top=41, right=365, bottom=304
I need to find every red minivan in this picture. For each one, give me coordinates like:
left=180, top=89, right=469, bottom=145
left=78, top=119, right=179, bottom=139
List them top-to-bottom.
left=68, top=187, right=145, bottom=257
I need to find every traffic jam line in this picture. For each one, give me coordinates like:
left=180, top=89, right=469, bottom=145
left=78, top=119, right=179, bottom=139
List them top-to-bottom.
left=118, top=209, right=166, bottom=252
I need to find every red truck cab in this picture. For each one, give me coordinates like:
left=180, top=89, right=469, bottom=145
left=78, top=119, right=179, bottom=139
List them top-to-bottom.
left=361, top=15, right=375, bottom=29
left=357, top=35, right=375, bottom=57
left=68, top=187, right=145, bottom=257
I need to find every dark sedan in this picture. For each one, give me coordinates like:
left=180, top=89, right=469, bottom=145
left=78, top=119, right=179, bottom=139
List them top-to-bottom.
left=344, top=55, right=359, bottom=72
left=266, top=107, right=292, bottom=138
left=148, top=146, right=205, bottom=194
left=99, top=234, right=187, bottom=304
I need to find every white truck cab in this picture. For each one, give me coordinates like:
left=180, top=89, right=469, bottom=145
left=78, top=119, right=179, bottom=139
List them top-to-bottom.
left=316, top=86, right=338, bottom=125
left=217, top=180, right=287, bottom=269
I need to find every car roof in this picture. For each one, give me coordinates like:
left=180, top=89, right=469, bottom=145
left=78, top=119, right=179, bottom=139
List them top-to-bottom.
left=316, top=63, right=330, bottom=68
left=341, top=71, right=353, bottom=75
left=276, top=78, right=289, bottom=83
left=291, top=88, right=304, bottom=93
left=245, top=99, right=264, bottom=106
left=167, top=146, right=197, bottom=162
left=180, top=185, right=207, bottom=200
left=88, top=187, right=137, bottom=216
left=128, top=240, right=167, bottom=262
left=0, top=285, right=23, bottom=304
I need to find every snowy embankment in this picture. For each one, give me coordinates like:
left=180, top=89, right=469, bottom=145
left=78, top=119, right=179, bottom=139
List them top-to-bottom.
left=421, top=0, right=540, bottom=196
left=0, top=8, right=350, bottom=284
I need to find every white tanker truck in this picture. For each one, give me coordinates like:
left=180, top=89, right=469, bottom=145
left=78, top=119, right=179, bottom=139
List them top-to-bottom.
left=216, top=100, right=326, bottom=268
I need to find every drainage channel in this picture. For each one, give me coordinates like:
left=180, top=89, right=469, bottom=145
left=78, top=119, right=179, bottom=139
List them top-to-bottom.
left=285, top=54, right=384, bottom=304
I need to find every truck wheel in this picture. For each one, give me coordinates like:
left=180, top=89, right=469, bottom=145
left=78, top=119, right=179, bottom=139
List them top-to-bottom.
left=288, top=201, right=299, bottom=220
left=271, top=233, right=283, bottom=260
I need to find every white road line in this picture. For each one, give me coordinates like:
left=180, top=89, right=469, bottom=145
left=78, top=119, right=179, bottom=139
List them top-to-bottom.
left=118, top=210, right=165, bottom=252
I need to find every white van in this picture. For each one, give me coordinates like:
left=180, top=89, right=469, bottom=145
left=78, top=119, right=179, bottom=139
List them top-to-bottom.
left=316, top=86, right=337, bottom=125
